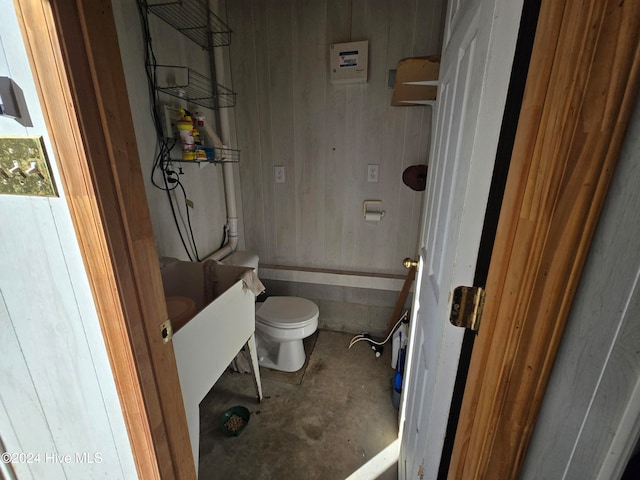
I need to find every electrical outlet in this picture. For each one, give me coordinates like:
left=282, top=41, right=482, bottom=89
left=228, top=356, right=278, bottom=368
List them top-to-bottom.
left=367, top=164, right=380, bottom=183
left=275, top=165, right=285, bottom=183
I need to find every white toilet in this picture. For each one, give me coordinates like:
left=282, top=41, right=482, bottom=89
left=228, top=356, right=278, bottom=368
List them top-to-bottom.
left=222, top=251, right=319, bottom=372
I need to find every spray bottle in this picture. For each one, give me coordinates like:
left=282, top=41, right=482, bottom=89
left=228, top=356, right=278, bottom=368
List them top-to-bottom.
left=193, top=110, right=225, bottom=148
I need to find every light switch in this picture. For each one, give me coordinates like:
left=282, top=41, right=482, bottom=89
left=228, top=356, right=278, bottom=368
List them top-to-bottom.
left=0, top=136, right=57, bottom=197
left=275, top=165, right=285, bottom=183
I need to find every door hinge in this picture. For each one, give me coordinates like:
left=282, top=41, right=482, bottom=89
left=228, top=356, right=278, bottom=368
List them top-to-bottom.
left=450, top=286, right=485, bottom=332
left=161, top=319, right=173, bottom=343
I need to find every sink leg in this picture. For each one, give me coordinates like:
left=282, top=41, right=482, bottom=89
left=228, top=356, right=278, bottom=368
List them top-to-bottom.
left=246, top=333, right=263, bottom=402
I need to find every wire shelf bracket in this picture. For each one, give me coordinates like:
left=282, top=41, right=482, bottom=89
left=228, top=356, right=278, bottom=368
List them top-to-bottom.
left=146, top=0, right=232, bottom=49
left=153, top=65, right=237, bottom=110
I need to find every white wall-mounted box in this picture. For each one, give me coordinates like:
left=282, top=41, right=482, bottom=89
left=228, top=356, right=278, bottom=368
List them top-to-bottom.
left=330, top=41, right=368, bottom=84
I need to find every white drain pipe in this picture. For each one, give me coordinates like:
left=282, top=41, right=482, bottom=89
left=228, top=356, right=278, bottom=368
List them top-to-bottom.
left=203, top=35, right=238, bottom=262
left=206, top=161, right=238, bottom=261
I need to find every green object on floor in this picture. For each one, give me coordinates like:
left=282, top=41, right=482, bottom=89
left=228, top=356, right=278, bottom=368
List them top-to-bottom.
left=219, top=405, right=251, bottom=436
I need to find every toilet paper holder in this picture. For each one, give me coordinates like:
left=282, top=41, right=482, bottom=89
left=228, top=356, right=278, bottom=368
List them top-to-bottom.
left=363, top=200, right=385, bottom=222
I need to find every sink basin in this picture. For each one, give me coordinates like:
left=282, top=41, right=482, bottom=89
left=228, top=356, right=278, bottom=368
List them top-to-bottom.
left=159, top=259, right=260, bottom=470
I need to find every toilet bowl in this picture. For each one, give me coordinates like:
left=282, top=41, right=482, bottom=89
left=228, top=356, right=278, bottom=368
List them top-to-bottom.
left=220, top=251, right=319, bottom=372
left=255, top=296, right=319, bottom=372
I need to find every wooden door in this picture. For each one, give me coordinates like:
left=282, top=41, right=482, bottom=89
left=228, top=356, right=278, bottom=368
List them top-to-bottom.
left=399, top=0, right=524, bottom=478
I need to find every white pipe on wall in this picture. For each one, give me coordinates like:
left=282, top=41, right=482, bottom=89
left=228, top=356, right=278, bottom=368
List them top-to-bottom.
left=203, top=27, right=239, bottom=262
left=202, top=163, right=238, bottom=261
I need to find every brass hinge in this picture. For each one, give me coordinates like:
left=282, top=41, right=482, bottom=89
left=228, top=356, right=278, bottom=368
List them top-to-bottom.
left=450, top=286, right=485, bottom=332
left=161, top=319, right=173, bottom=343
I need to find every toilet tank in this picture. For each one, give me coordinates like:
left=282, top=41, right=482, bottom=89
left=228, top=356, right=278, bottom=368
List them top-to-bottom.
left=221, top=250, right=259, bottom=274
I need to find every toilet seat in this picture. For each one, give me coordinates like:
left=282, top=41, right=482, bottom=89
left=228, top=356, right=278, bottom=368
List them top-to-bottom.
left=256, top=296, right=318, bottom=329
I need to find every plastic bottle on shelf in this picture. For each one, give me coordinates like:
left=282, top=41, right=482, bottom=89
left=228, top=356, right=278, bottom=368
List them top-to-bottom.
left=177, top=109, right=195, bottom=161
left=193, top=110, right=225, bottom=148
left=192, top=111, right=222, bottom=162
left=192, top=126, right=202, bottom=146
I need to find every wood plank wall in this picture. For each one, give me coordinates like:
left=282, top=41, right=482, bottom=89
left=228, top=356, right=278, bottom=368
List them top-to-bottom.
left=226, top=0, right=445, bottom=275
left=520, top=94, right=640, bottom=480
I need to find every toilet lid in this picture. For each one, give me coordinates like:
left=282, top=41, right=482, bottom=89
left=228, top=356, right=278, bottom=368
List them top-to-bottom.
left=256, top=296, right=318, bottom=329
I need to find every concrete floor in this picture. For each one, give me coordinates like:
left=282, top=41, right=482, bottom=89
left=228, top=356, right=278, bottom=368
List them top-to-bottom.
left=198, top=330, right=400, bottom=479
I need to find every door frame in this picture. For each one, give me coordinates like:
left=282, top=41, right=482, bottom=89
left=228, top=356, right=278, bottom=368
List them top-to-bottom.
left=13, top=0, right=194, bottom=478
left=449, top=0, right=640, bottom=478
left=13, top=1, right=639, bottom=480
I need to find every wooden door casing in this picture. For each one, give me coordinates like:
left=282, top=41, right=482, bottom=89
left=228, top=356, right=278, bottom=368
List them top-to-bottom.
left=13, top=0, right=194, bottom=478
left=449, top=0, right=640, bottom=478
